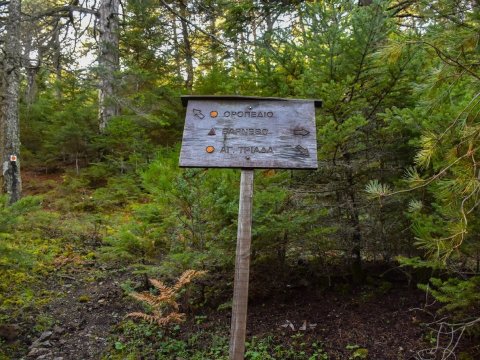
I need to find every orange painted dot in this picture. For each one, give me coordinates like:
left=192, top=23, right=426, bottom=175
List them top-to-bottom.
left=210, top=111, right=218, bottom=118
left=206, top=146, right=215, bottom=153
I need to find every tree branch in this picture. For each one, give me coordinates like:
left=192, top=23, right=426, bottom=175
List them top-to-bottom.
left=158, top=0, right=229, bottom=49
left=26, top=5, right=98, bottom=20
left=421, top=41, right=480, bottom=81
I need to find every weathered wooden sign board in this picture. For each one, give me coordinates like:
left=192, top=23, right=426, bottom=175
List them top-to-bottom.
left=180, top=95, right=320, bottom=360
left=180, top=96, right=318, bottom=169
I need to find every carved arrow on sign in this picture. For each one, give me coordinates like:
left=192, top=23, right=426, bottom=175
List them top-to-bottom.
left=193, top=109, right=205, bottom=119
left=293, top=128, right=310, bottom=136
left=295, top=145, right=310, bottom=156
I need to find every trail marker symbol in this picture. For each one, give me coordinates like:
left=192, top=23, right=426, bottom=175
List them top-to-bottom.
left=193, top=108, right=205, bottom=119
left=293, top=128, right=310, bottom=136
left=295, top=145, right=310, bottom=156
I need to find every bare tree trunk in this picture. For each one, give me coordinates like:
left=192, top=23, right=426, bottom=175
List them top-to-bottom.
left=1, top=0, right=22, bottom=205
left=98, top=0, right=120, bottom=132
left=179, top=0, right=193, bottom=91
left=261, top=0, right=274, bottom=75
left=209, top=6, right=217, bottom=67
left=171, top=8, right=182, bottom=81
left=53, top=25, right=62, bottom=99
left=23, top=32, right=34, bottom=105
left=24, top=40, right=41, bottom=106
left=25, top=65, right=39, bottom=105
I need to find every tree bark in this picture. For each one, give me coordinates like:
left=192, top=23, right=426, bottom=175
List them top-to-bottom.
left=1, top=0, right=22, bottom=204
left=98, top=0, right=120, bottom=132
left=179, top=0, right=193, bottom=91
left=208, top=4, right=217, bottom=67
left=171, top=7, right=182, bottom=81
left=53, top=25, right=62, bottom=99
left=24, top=37, right=40, bottom=106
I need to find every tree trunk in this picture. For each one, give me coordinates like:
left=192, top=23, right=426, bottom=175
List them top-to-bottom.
left=1, top=0, right=22, bottom=204
left=98, top=0, right=120, bottom=132
left=179, top=0, right=193, bottom=91
left=261, top=0, right=274, bottom=76
left=207, top=1, right=218, bottom=68
left=171, top=8, right=182, bottom=81
left=53, top=25, right=62, bottom=99
left=25, top=43, right=41, bottom=106
left=344, top=155, right=364, bottom=284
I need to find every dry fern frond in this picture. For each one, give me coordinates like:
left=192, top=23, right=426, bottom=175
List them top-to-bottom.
left=127, top=269, right=207, bottom=328
left=173, top=270, right=207, bottom=291
left=149, top=278, right=170, bottom=293
left=130, top=292, right=164, bottom=307
left=156, top=293, right=179, bottom=310
left=127, top=311, right=186, bottom=326
left=127, top=312, right=160, bottom=324
left=156, top=312, right=186, bottom=326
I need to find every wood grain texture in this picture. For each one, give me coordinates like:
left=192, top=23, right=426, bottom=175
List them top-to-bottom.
left=179, top=99, right=318, bottom=169
left=229, top=169, right=254, bottom=360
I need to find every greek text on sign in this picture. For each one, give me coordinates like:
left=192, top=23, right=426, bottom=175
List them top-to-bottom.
left=179, top=96, right=318, bottom=169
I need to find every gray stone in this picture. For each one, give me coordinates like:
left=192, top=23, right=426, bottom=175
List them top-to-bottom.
left=53, top=325, right=65, bottom=335
left=38, top=331, right=53, bottom=342
left=29, top=338, right=49, bottom=349
left=27, top=347, right=50, bottom=358
left=37, top=355, right=52, bottom=360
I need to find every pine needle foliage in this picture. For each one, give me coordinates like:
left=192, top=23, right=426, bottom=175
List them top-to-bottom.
left=127, top=270, right=206, bottom=327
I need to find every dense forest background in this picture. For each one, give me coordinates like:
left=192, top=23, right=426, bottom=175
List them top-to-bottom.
left=1, top=0, right=479, bottom=359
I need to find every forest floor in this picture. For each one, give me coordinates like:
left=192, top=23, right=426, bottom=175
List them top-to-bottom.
left=1, top=170, right=477, bottom=359
left=7, top=261, right=436, bottom=360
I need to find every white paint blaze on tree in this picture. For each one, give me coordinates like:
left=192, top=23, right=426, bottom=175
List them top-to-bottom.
left=1, top=0, right=22, bottom=204
left=98, top=0, right=120, bottom=132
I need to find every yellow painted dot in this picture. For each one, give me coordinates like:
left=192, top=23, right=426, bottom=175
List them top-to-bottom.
left=210, top=111, right=218, bottom=118
left=206, top=146, right=215, bottom=153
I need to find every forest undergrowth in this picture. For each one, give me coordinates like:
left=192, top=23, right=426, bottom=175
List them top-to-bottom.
left=0, top=168, right=478, bottom=360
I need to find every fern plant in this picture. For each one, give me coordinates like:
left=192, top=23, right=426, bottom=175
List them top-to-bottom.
left=127, top=270, right=206, bottom=327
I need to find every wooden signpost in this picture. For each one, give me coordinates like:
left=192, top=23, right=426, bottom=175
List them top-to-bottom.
left=180, top=95, right=320, bottom=360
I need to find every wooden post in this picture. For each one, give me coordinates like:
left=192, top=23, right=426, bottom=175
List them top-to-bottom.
left=178, top=95, right=319, bottom=358
left=229, top=169, right=254, bottom=360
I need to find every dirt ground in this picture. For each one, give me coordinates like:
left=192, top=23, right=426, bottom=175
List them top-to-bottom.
left=5, top=250, right=479, bottom=360
left=10, top=267, right=439, bottom=360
